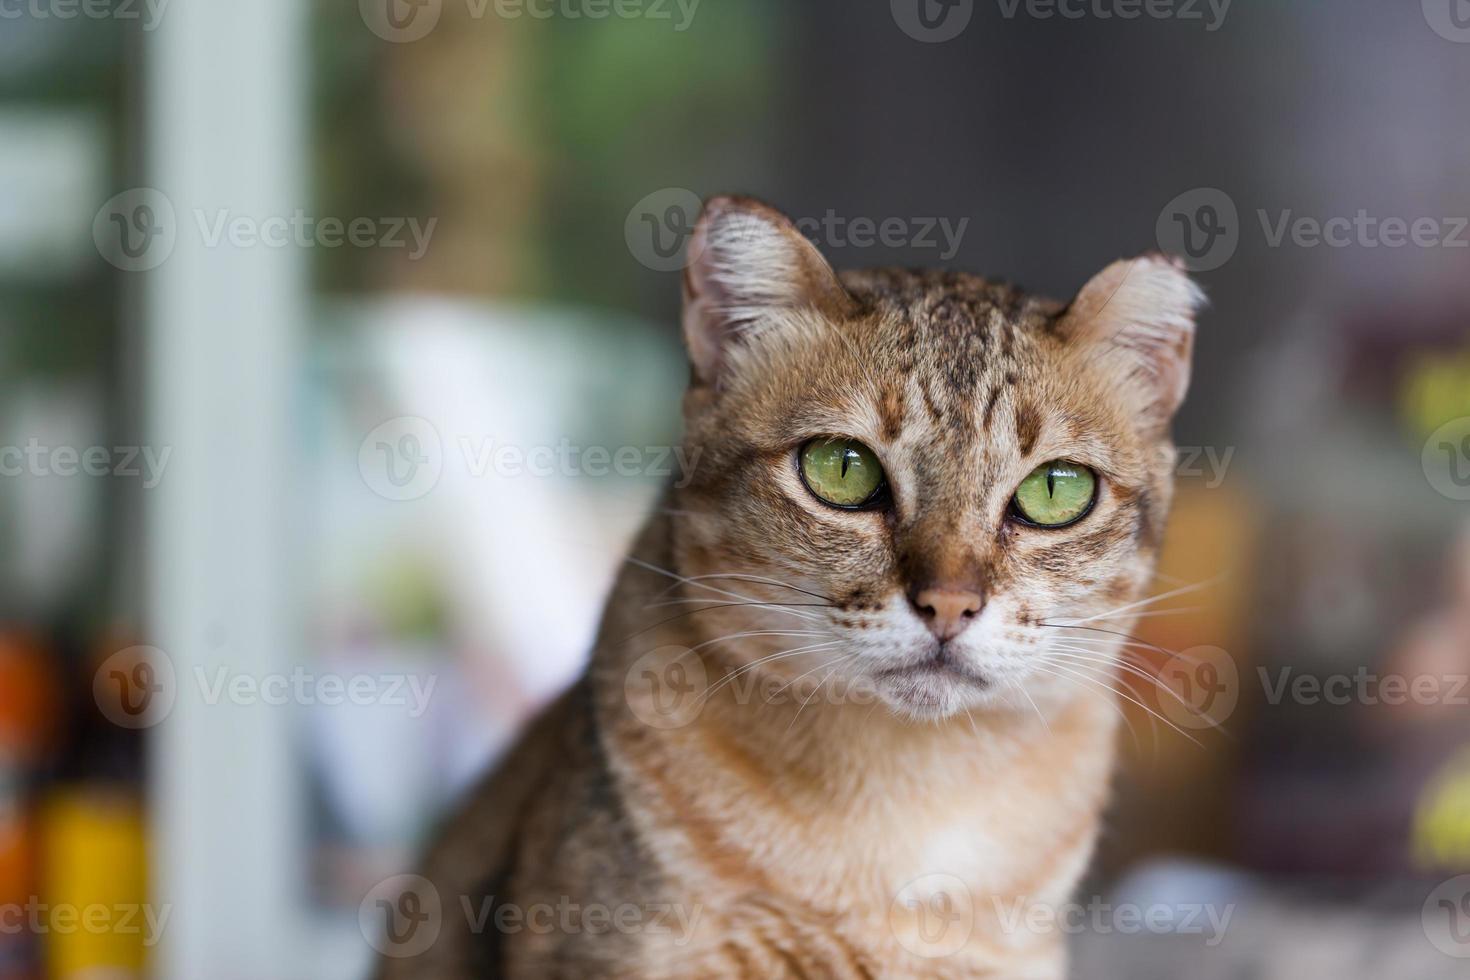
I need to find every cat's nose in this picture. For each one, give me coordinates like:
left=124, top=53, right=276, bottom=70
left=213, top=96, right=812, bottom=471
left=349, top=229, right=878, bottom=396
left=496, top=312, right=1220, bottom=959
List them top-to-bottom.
left=909, top=587, right=984, bottom=641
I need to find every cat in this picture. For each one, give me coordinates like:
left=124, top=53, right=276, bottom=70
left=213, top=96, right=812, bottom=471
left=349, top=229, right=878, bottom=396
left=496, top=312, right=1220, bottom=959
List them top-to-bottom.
left=375, top=195, right=1203, bottom=979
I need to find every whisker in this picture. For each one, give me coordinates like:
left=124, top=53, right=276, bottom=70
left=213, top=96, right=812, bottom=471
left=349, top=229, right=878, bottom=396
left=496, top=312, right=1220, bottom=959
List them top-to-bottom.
left=625, top=556, right=823, bottom=625
left=652, top=572, right=835, bottom=605
left=1053, top=576, right=1220, bottom=627
left=619, top=601, right=828, bottom=645
left=1076, top=606, right=1206, bottom=623
left=1037, top=623, right=1188, bottom=662
left=687, top=629, right=830, bottom=655
left=1040, top=632, right=1206, bottom=667
left=693, top=640, right=844, bottom=708
left=1043, top=647, right=1214, bottom=720
left=769, top=649, right=855, bottom=698
left=787, top=656, right=855, bottom=732
left=1040, top=657, right=1203, bottom=748
left=1033, top=659, right=1160, bottom=757
left=1024, top=661, right=1142, bottom=754
left=1012, top=683, right=1051, bottom=736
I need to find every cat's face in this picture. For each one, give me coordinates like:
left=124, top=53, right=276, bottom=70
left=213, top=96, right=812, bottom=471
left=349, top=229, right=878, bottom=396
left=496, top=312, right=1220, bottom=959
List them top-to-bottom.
left=671, top=197, right=1201, bottom=720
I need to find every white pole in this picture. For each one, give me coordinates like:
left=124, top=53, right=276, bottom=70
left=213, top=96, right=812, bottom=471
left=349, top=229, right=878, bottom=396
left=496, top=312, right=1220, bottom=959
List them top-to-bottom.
left=145, top=1, right=307, bottom=976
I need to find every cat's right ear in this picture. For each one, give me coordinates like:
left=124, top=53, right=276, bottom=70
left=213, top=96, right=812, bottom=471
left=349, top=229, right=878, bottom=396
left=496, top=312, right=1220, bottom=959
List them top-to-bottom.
left=681, top=195, right=853, bottom=388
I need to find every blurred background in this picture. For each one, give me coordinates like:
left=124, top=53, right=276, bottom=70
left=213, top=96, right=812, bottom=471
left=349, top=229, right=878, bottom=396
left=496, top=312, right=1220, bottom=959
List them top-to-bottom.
left=1, top=0, right=1469, bottom=977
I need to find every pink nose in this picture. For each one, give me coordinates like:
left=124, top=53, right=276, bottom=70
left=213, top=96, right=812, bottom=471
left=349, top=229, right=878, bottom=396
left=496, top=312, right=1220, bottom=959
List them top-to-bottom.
left=910, top=587, right=984, bottom=641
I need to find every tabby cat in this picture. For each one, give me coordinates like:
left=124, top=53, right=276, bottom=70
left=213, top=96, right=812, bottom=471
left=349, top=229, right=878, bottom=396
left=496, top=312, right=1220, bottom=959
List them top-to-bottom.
left=376, top=195, right=1203, bottom=978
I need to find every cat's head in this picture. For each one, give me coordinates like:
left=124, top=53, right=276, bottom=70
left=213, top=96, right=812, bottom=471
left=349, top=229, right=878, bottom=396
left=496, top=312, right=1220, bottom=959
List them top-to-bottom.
left=670, top=196, right=1203, bottom=721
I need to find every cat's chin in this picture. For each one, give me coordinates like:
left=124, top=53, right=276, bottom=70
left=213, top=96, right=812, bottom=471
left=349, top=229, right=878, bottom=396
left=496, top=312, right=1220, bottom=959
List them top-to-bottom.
left=871, top=660, right=993, bottom=721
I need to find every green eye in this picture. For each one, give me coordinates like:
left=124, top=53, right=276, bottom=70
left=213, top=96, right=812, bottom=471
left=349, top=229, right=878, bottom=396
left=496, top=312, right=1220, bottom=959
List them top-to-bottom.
left=799, top=438, right=887, bottom=509
left=1012, top=461, right=1097, bottom=527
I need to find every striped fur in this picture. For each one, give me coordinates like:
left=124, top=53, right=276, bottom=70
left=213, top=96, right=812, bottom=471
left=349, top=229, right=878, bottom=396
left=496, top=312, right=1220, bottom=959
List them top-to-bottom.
left=378, top=197, right=1201, bottom=979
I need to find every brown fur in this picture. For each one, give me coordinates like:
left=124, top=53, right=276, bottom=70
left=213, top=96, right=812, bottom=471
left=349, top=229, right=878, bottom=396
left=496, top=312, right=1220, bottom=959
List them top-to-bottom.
left=377, top=196, right=1203, bottom=978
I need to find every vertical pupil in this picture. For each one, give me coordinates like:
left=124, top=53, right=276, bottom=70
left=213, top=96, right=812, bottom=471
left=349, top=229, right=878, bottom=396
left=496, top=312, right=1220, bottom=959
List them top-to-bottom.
left=840, top=446, right=853, bottom=478
left=1046, top=469, right=1056, bottom=498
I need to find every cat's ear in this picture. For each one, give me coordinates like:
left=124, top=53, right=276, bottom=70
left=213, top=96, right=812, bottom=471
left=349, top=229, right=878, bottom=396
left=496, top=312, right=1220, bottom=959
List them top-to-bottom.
left=681, top=195, right=853, bottom=386
left=1057, top=254, right=1205, bottom=427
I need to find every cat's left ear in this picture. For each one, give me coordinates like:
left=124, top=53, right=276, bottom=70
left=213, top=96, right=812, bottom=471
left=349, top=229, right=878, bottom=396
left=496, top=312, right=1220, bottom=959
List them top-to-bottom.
left=681, top=195, right=854, bottom=388
left=1057, top=254, right=1205, bottom=427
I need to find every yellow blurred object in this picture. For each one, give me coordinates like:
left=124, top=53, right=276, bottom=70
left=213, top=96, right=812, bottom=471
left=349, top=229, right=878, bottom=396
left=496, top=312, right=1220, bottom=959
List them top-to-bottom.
left=1401, top=347, right=1470, bottom=438
left=1412, top=745, right=1470, bottom=872
left=39, top=790, right=150, bottom=979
